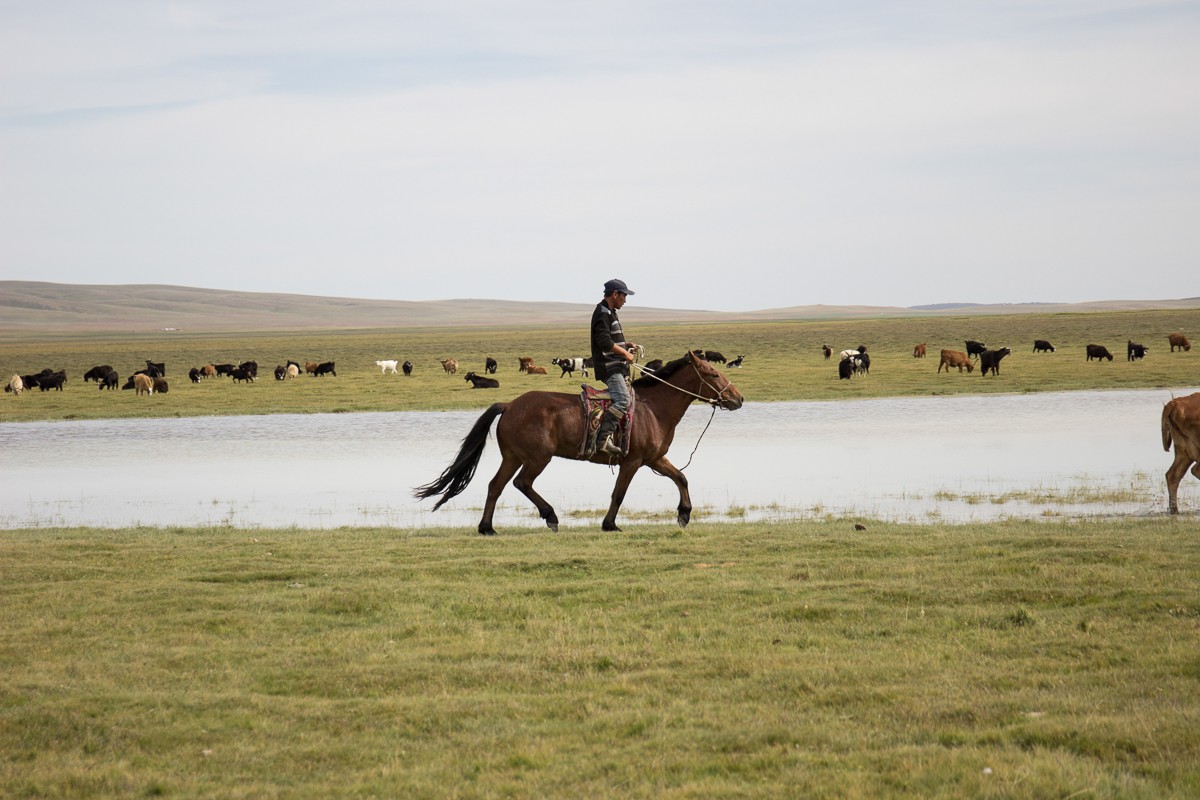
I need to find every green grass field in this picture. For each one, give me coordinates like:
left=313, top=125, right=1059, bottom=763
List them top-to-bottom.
left=2, top=307, right=1198, bottom=423
left=2, top=520, right=1197, bottom=798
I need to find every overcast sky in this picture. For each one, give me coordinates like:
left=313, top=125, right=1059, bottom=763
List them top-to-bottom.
left=2, top=1, right=1197, bottom=312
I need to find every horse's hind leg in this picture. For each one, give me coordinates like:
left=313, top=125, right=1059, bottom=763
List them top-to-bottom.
left=480, top=454, right=522, bottom=535
left=1165, top=454, right=1194, bottom=515
left=512, top=456, right=559, bottom=532
left=649, top=456, right=692, bottom=527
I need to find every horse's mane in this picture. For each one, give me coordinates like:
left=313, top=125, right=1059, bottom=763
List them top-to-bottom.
left=632, top=355, right=691, bottom=389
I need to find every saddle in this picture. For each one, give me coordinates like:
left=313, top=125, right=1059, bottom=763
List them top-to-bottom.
left=578, top=385, right=636, bottom=457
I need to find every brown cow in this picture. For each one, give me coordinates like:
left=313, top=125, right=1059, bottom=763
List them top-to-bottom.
left=1169, top=333, right=1191, bottom=352
left=913, top=343, right=926, bottom=358
left=937, top=349, right=974, bottom=373
left=517, top=356, right=535, bottom=372
left=440, top=359, right=459, bottom=375
left=305, top=361, right=319, bottom=376
left=202, top=364, right=217, bottom=378
left=526, top=365, right=548, bottom=375
left=133, top=373, right=154, bottom=395
left=1162, top=392, right=1200, bottom=514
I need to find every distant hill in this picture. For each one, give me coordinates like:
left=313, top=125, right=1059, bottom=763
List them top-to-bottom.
left=1, top=281, right=1197, bottom=334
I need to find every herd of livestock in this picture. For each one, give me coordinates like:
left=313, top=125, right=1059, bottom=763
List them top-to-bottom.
left=827, top=333, right=1192, bottom=379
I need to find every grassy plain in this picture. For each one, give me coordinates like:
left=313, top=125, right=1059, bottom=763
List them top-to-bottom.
left=2, top=307, right=1198, bottom=423
left=2, top=520, right=1197, bottom=798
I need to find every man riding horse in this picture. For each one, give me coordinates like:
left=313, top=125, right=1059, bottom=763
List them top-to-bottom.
left=590, top=278, right=641, bottom=456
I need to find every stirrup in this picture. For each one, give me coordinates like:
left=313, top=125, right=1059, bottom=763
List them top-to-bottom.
left=598, top=435, right=622, bottom=456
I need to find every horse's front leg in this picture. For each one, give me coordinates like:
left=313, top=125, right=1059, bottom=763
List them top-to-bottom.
left=649, top=455, right=691, bottom=527
left=601, top=461, right=643, bottom=532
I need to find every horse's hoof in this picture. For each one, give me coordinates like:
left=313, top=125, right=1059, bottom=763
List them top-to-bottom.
left=547, top=521, right=559, bottom=532
left=602, top=522, right=622, bottom=532
left=478, top=526, right=497, bottom=536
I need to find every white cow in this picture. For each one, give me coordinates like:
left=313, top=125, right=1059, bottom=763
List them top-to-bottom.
left=375, top=360, right=399, bottom=374
left=7, top=374, right=23, bottom=395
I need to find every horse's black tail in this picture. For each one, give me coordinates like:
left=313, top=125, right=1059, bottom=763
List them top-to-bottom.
left=413, top=403, right=506, bottom=511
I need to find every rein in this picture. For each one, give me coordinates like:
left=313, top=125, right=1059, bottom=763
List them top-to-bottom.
left=630, top=359, right=730, bottom=471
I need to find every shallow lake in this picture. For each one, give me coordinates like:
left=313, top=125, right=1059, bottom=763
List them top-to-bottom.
left=1, top=388, right=1195, bottom=530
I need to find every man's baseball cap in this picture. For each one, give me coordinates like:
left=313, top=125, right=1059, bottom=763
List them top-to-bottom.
left=604, top=279, right=635, bottom=295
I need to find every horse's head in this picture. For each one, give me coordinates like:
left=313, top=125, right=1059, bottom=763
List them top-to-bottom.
left=687, top=351, right=744, bottom=410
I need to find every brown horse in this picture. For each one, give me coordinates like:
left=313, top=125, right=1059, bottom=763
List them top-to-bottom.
left=414, top=351, right=744, bottom=534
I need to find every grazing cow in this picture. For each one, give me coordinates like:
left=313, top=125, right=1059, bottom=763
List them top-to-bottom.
left=1169, top=333, right=1191, bottom=352
left=1033, top=340, right=1055, bottom=353
left=1127, top=340, right=1149, bottom=361
left=965, top=341, right=986, bottom=359
left=913, top=343, right=926, bottom=359
left=1086, top=344, right=1114, bottom=362
left=822, top=345, right=832, bottom=360
left=839, top=346, right=866, bottom=362
left=979, top=347, right=1012, bottom=377
left=938, top=349, right=975, bottom=373
left=703, top=351, right=726, bottom=363
left=856, top=352, right=870, bottom=374
left=727, top=355, right=745, bottom=368
left=517, top=356, right=535, bottom=373
left=485, top=357, right=498, bottom=374
left=551, top=357, right=587, bottom=378
left=642, top=358, right=664, bottom=373
left=838, top=358, right=854, bottom=380
left=376, top=359, right=399, bottom=374
left=440, top=359, right=459, bottom=375
left=145, top=360, right=166, bottom=377
left=402, top=360, right=413, bottom=376
left=238, top=361, right=259, bottom=379
left=305, top=361, right=319, bottom=376
left=313, top=361, right=337, bottom=377
left=214, top=363, right=236, bottom=377
left=202, top=364, right=217, bottom=378
left=286, top=364, right=299, bottom=379
left=83, top=365, right=114, bottom=382
left=274, top=365, right=286, bottom=380
left=526, top=365, right=548, bottom=375
left=189, top=367, right=202, bottom=383
left=230, top=367, right=255, bottom=383
left=38, top=371, right=66, bottom=391
left=464, top=371, right=500, bottom=389
left=100, top=372, right=118, bottom=390
left=133, top=373, right=154, bottom=395
left=7, top=375, right=22, bottom=395
left=153, top=377, right=169, bottom=394
left=1162, top=392, right=1200, bottom=514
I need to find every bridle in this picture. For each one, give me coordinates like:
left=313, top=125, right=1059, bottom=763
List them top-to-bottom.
left=632, top=358, right=737, bottom=409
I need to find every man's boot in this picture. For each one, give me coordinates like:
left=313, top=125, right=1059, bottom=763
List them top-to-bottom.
left=596, top=408, right=624, bottom=455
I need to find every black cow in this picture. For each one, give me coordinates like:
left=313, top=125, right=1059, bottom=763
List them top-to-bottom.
left=965, top=340, right=987, bottom=359
left=1033, top=340, right=1055, bottom=353
left=1127, top=340, right=1148, bottom=361
left=1086, top=344, right=1114, bottom=362
left=822, top=345, right=832, bottom=360
left=979, top=347, right=1012, bottom=376
left=703, top=350, right=726, bottom=363
left=856, top=352, right=871, bottom=374
left=727, top=355, right=745, bottom=367
left=484, top=357, right=498, bottom=374
left=838, top=358, right=854, bottom=380
left=145, top=360, right=165, bottom=377
left=402, top=360, right=413, bottom=376
left=239, top=361, right=259, bottom=378
left=314, top=361, right=337, bottom=377
left=213, top=363, right=236, bottom=377
left=83, top=365, right=114, bottom=382
left=274, top=365, right=287, bottom=380
left=189, top=367, right=202, bottom=383
left=230, top=367, right=255, bottom=383
left=38, top=371, right=67, bottom=391
left=100, top=371, right=119, bottom=390
left=464, top=371, right=500, bottom=389
left=153, top=377, right=169, bottom=394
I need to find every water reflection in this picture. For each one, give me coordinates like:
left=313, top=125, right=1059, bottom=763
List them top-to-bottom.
left=1, top=388, right=1195, bottom=529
